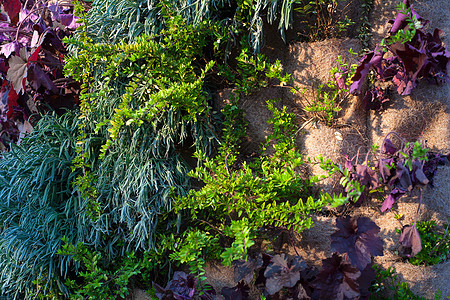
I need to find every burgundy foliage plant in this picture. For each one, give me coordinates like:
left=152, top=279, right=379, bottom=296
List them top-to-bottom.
left=0, top=0, right=80, bottom=150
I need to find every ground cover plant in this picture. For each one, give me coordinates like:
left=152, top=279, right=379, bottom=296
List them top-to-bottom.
left=173, top=96, right=348, bottom=269
left=0, top=113, right=82, bottom=297
left=341, top=132, right=449, bottom=258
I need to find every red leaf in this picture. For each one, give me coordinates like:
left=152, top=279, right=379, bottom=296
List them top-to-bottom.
left=1, top=0, right=21, bottom=24
left=28, top=45, right=41, bottom=66
left=6, top=85, right=18, bottom=119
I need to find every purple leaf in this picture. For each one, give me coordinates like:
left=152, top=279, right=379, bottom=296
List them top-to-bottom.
left=389, top=0, right=428, bottom=35
left=389, top=0, right=410, bottom=34
left=18, top=8, right=39, bottom=32
left=59, top=14, right=81, bottom=30
left=40, top=29, right=66, bottom=54
left=1, top=41, right=20, bottom=58
left=389, top=42, right=428, bottom=95
left=350, top=51, right=384, bottom=94
left=27, top=64, right=58, bottom=93
left=334, top=70, right=348, bottom=89
left=392, top=70, right=416, bottom=95
left=0, top=83, right=8, bottom=121
left=361, top=87, right=389, bottom=111
left=382, top=138, right=398, bottom=155
left=423, top=153, right=450, bottom=186
left=344, top=155, right=353, bottom=171
left=378, top=158, right=394, bottom=184
left=411, top=160, right=429, bottom=186
left=391, top=161, right=413, bottom=191
left=355, top=164, right=379, bottom=190
left=381, top=188, right=406, bottom=212
left=331, top=217, right=383, bottom=270
left=399, top=224, right=422, bottom=257
left=313, top=253, right=361, bottom=300
left=263, top=254, right=307, bottom=295
left=233, top=257, right=257, bottom=284
left=357, top=263, right=376, bottom=298
left=153, top=272, right=199, bottom=300
left=166, top=272, right=199, bottom=299
left=221, top=281, right=249, bottom=300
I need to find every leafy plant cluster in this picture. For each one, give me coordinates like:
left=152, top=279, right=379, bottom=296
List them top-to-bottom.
left=0, top=0, right=80, bottom=150
left=0, top=0, right=447, bottom=299
left=82, top=0, right=356, bottom=53
left=295, top=0, right=355, bottom=41
left=347, top=0, right=449, bottom=109
left=357, top=0, right=374, bottom=51
left=0, top=1, right=343, bottom=297
left=0, top=5, right=221, bottom=298
left=64, top=5, right=221, bottom=245
left=268, top=53, right=358, bottom=127
left=306, top=54, right=358, bottom=125
left=173, top=95, right=351, bottom=270
left=0, top=113, right=83, bottom=297
left=342, top=131, right=449, bottom=259
left=155, top=216, right=441, bottom=300
left=172, top=216, right=383, bottom=299
left=406, top=220, right=450, bottom=266
left=58, top=238, right=141, bottom=300
left=370, top=264, right=442, bottom=300
left=153, top=271, right=217, bottom=300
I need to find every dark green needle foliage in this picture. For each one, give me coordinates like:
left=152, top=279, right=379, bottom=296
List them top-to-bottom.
left=82, top=0, right=353, bottom=52
left=83, top=0, right=296, bottom=51
left=0, top=113, right=83, bottom=297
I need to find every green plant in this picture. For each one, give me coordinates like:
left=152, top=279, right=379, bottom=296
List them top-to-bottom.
left=80, top=0, right=309, bottom=52
left=295, top=0, right=355, bottom=41
left=357, top=0, right=374, bottom=51
left=381, top=2, right=424, bottom=47
left=0, top=10, right=222, bottom=298
left=64, top=14, right=219, bottom=252
left=301, top=55, right=356, bottom=125
left=304, top=83, right=344, bottom=126
left=176, top=97, right=348, bottom=266
left=0, top=113, right=82, bottom=298
left=399, top=141, right=429, bottom=171
left=408, top=221, right=450, bottom=266
left=169, top=230, right=220, bottom=280
left=58, top=238, right=141, bottom=299
left=370, top=264, right=442, bottom=300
